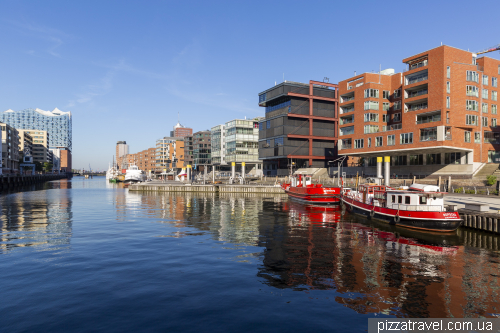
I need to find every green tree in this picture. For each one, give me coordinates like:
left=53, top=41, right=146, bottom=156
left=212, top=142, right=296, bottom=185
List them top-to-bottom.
left=43, top=162, right=53, bottom=172
left=486, top=175, right=497, bottom=186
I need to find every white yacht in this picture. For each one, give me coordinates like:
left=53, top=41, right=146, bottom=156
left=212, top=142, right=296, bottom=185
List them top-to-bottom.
left=106, top=163, right=119, bottom=180
left=124, top=164, right=147, bottom=183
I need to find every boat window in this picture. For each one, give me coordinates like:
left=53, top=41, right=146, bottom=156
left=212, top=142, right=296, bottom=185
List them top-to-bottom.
left=392, top=195, right=396, bottom=203
left=398, top=196, right=402, bottom=204
left=405, top=196, right=411, bottom=204
left=419, top=196, right=427, bottom=204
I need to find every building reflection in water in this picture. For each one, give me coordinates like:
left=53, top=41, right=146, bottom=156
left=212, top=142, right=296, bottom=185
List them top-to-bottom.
left=0, top=180, right=73, bottom=254
left=123, top=192, right=500, bottom=318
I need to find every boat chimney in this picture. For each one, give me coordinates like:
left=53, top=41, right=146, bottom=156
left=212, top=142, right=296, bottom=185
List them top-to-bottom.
left=384, top=156, right=390, bottom=187
left=376, top=157, right=383, bottom=183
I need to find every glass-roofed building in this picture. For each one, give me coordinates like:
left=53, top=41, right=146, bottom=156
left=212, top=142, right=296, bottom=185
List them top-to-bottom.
left=0, top=108, right=72, bottom=151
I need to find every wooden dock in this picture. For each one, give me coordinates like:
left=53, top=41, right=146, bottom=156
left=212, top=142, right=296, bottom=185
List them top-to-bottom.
left=128, top=183, right=286, bottom=194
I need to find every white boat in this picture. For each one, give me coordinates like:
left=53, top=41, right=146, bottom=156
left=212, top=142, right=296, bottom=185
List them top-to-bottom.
left=106, top=163, right=119, bottom=180
left=124, top=164, right=147, bottom=183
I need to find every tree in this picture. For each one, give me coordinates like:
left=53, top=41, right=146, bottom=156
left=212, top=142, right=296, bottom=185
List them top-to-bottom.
left=43, top=162, right=53, bottom=172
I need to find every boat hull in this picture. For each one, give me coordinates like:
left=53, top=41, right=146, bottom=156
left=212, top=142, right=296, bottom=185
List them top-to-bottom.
left=286, top=186, right=340, bottom=205
left=342, top=196, right=462, bottom=232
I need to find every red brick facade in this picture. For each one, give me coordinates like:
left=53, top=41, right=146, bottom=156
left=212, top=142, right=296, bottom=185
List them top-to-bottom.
left=338, top=45, right=500, bottom=170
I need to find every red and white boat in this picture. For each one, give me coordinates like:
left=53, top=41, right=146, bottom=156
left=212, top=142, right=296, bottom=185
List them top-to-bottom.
left=282, top=174, right=341, bottom=205
left=341, top=183, right=462, bottom=232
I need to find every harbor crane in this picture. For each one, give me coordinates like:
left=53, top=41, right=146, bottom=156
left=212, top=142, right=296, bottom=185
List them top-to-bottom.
left=473, top=44, right=500, bottom=57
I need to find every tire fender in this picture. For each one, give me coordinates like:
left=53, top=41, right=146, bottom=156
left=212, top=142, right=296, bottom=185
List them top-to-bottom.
left=370, top=209, right=375, bottom=218
left=394, top=215, right=400, bottom=223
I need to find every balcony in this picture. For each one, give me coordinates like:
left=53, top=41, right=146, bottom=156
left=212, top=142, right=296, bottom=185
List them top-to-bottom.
left=409, top=59, right=428, bottom=70
left=405, top=69, right=428, bottom=86
left=406, top=89, right=428, bottom=99
left=340, top=92, right=355, bottom=103
left=407, top=103, right=428, bottom=112
left=340, top=105, right=354, bottom=114
left=340, top=116, right=354, bottom=125
left=382, top=124, right=402, bottom=132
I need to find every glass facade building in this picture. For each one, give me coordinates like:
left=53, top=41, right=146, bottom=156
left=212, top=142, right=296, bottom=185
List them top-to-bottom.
left=0, top=108, right=72, bottom=151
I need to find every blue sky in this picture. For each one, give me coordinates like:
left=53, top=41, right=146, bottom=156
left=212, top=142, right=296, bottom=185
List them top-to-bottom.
left=0, top=0, right=499, bottom=170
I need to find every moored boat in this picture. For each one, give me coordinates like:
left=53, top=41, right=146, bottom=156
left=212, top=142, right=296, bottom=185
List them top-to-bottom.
left=124, top=164, right=147, bottom=183
left=283, top=174, right=341, bottom=205
left=341, top=183, right=462, bottom=232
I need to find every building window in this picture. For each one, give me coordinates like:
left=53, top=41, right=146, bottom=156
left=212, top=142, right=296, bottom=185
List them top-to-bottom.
left=446, top=66, right=451, bottom=78
left=466, top=70, right=479, bottom=83
left=483, top=75, right=489, bottom=85
left=493, top=77, right=498, bottom=88
left=447, top=81, right=450, bottom=93
left=466, top=85, right=479, bottom=97
left=364, top=89, right=379, bottom=98
left=394, top=89, right=401, bottom=98
left=483, top=89, right=489, bottom=99
left=383, top=91, right=390, bottom=99
left=493, top=91, right=498, bottom=101
left=447, top=96, right=450, bottom=108
left=466, top=100, right=479, bottom=111
left=364, top=101, right=379, bottom=110
left=394, top=101, right=401, bottom=110
left=383, top=102, right=390, bottom=111
left=482, top=103, right=489, bottom=113
left=493, top=105, right=498, bottom=114
left=364, top=113, right=379, bottom=122
left=393, top=113, right=401, bottom=122
left=417, top=113, right=441, bottom=124
left=382, top=114, right=388, bottom=122
left=466, top=114, right=478, bottom=125
left=483, top=116, right=488, bottom=127
left=492, top=118, right=497, bottom=127
left=266, top=120, right=271, bottom=129
left=364, top=125, right=379, bottom=134
left=339, top=126, right=354, bottom=136
left=420, top=127, right=437, bottom=141
left=445, top=127, right=452, bottom=140
left=464, top=131, right=471, bottom=143
left=400, top=132, right=413, bottom=144
left=474, top=132, right=481, bottom=143
left=387, top=135, right=395, bottom=146
left=375, top=136, right=383, bottom=147
left=367, top=138, right=371, bottom=148
left=354, top=139, right=364, bottom=149
left=445, top=152, right=462, bottom=164
left=426, top=153, right=441, bottom=165
left=409, top=154, right=423, bottom=165
left=392, top=155, right=407, bottom=166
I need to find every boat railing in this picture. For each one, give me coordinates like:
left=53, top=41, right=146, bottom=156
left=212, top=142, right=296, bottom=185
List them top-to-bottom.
left=389, top=204, right=443, bottom=212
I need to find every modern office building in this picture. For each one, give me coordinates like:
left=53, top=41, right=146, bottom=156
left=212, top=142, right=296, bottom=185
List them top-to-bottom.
left=338, top=44, right=500, bottom=176
left=258, top=80, right=339, bottom=176
left=0, top=108, right=71, bottom=150
left=224, top=118, right=263, bottom=175
left=1, top=123, right=20, bottom=173
left=211, top=124, right=226, bottom=166
left=18, top=130, right=51, bottom=164
left=193, top=131, right=211, bottom=171
left=155, top=137, right=186, bottom=173
left=116, top=141, right=129, bottom=169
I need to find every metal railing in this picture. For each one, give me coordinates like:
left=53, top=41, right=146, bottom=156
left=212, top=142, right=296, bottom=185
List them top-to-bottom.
left=407, top=76, right=428, bottom=85
left=407, top=89, right=428, bottom=98
left=341, top=96, right=355, bottom=102
left=407, top=104, right=428, bottom=112
left=388, top=204, right=444, bottom=212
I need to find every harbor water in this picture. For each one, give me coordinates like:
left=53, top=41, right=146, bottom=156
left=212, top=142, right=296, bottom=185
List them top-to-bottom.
left=1, top=178, right=499, bottom=332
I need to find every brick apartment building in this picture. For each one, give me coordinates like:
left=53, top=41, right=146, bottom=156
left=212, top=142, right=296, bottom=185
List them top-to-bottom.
left=338, top=45, right=500, bottom=176
left=258, top=80, right=339, bottom=176
left=155, top=137, right=186, bottom=173
left=123, top=147, right=156, bottom=175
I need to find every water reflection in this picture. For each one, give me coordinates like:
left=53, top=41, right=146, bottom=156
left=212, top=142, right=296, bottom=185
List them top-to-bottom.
left=0, top=180, right=73, bottom=254
left=130, top=192, right=500, bottom=318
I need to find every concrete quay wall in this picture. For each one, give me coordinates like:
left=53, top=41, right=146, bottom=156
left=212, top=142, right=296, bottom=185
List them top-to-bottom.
left=0, top=174, right=68, bottom=191
left=129, top=183, right=285, bottom=194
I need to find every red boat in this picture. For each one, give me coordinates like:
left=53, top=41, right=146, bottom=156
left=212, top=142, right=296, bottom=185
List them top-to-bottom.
left=282, top=174, right=341, bottom=205
left=341, top=183, right=462, bottom=232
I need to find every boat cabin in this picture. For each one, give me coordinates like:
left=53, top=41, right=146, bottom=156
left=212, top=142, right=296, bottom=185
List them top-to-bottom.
left=290, top=175, right=312, bottom=188
left=355, top=183, right=446, bottom=212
